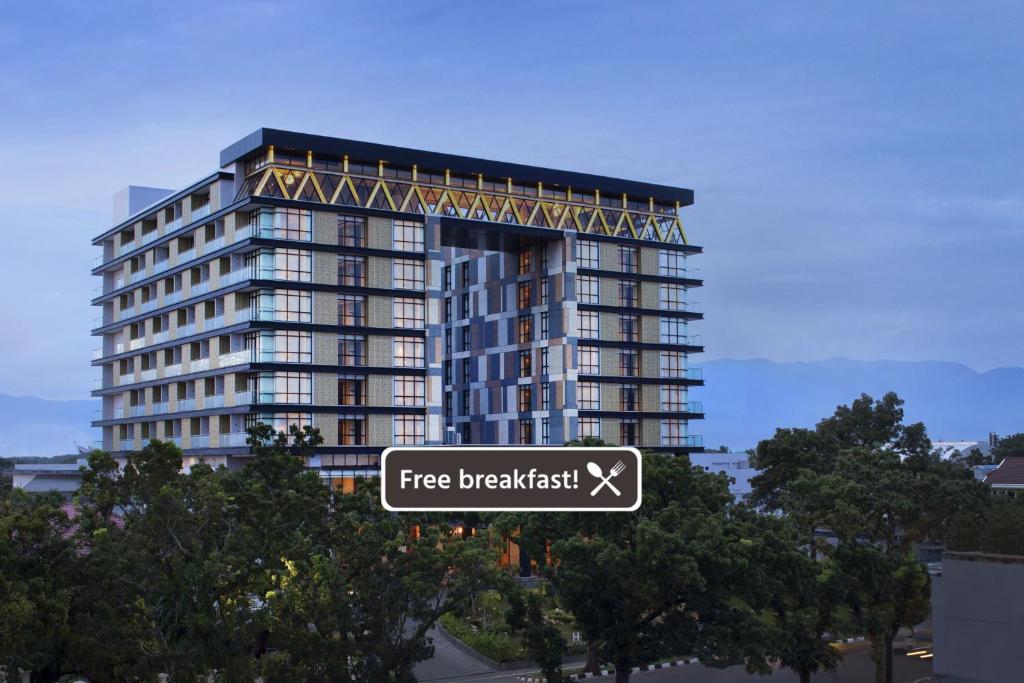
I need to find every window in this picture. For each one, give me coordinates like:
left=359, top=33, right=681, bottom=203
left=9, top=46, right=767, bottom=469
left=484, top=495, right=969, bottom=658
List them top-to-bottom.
left=253, top=208, right=311, bottom=241
left=338, top=215, right=366, bottom=247
left=393, top=220, right=424, bottom=252
left=578, top=240, right=599, bottom=269
left=619, top=246, right=638, bottom=273
left=263, top=249, right=311, bottom=281
left=518, top=249, right=532, bottom=275
left=540, top=249, right=549, bottom=271
left=658, top=250, right=687, bottom=277
left=338, top=255, right=366, bottom=286
left=393, top=259, right=425, bottom=290
left=460, top=262, right=470, bottom=287
left=443, top=265, right=451, bottom=289
left=577, top=274, right=599, bottom=304
left=540, top=276, right=549, bottom=305
left=619, top=280, right=638, bottom=308
left=517, top=281, right=532, bottom=309
left=660, top=283, right=687, bottom=311
left=268, top=289, right=311, bottom=322
left=461, top=293, right=470, bottom=318
left=338, top=294, right=366, bottom=326
left=444, top=296, right=452, bottom=322
left=394, top=297, right=425, bottom=328
left=578, top=311, right=598, bottom=339
left=540, top=312, right=549, bottom=338
left=619, top=314, right=639, bottom=342
left=518, top=315, right=533, bottom=343
left=660, top=318, right=688, bottom=344
left=460, top=326, right=470, bottom=351
left=445, top=329, right=452, bottom=354
left=264, top=330, right=311, bottom=363
left=338, top=334, right=366, bottom=366
left=394, top=337, right=424, bottom=368
left=579, top=346, right=599, bottom=374
left=541, top=348, right=549, bottom=374
left=619, top=349, right=638, bottom=377
left=519, top=350, right=532, bottom=378
left=660, top=351, right=687, bottom=378
left=461, top=357, right=471, bottom=383
left=443, top=360, right=452, bottom=385
left=261, top=372, right=311, bottom=404
left=338, top=375, right=366, bottom=405
left=394, top=376, right=425, bottom=407
left=541, top=381, right=551, bottom=410
left=579, top=381, right=599, bottom=410
left=620, top=384, right=639, bottom=411
left=518, top=385, right=532, bottom=412
left=661, top=385, right=686, bottom=411
left=461, top=388, right=470, bottom=415
left=254, top=412, right=311, bottom=433
left=338, top=415, right=366, bottom=445
left=395, top=415, right=425, bottom=445
left=579, top=417, right=600, bottom=439
left=541, top=418, right=550, bottom=444
left=518, top=419, right=534, bottom=444
left=620, top=419, right=638, bottom=446
left=661, top=419, right=687, bottom=446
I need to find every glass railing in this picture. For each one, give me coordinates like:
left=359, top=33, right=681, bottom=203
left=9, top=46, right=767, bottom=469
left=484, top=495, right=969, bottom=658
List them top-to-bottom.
left=191, top=204, right=211, bottom=222
left=167, top=216, right=183, bottom=232
left=141, top=231, right=159, bottom=245
left=205, top=236, right=225, bottom=252
left=176, top=248, right=195, bottom=263
left=152, top=259, right=169, bottom=274
left=219, top=269, right=250, bottom=287
left=128, top=270, right=146, bottom=285
left=191, top=280, right=210, bottom=296
left=165, top=290, right=183, bottom=305
left=139, top=300, right=156, bottom=314
left=205, top=315, right=224, bottom=331
left=178, top=323, right=196, bottom=338
left=153, top=331, right=169, bottom=344
left=128, top=338, right=145, bottom=351
left=92, top=348, right=102, bottom=360
left=219, top=349, right=252, bottom=367
left=190, top=357, right=210, bottom=372
left=165, top=363, right=182, bottom=377
left=685, top=368, right=703, bottom=380
left=140, top=369, right=156, bottom=382
left=234, top=390, right=254, bottom=405
left=204, top=394, right=225, bottom=409
left=177, top=397, right=196, bottom=412
left=152, top=402, right=169, bottom=415
left=127, top=405, right=145, bottom=417
left=220, top=432, right=248, bottom=448
left=191, top=434, right=210, bottom=449
left=167, top=436, right=182, bottom=447
left=120, top=438, right=136, bottom=451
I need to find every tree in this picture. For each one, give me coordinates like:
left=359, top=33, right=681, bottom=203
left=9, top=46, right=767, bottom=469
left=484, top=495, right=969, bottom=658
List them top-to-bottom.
left=991, top=432, right=1024, bottom=459
left=948, top=493, right=1024, bottom=556
left=507, top=589, right=566, bottom=683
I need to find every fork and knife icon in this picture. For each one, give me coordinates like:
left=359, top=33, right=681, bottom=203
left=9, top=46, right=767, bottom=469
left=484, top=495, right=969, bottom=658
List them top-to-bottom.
left=586, top=460, right=626, bottom=496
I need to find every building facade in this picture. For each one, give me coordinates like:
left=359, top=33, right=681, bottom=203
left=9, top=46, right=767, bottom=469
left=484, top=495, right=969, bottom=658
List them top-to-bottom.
left=91, top=129, right=704, bottom=486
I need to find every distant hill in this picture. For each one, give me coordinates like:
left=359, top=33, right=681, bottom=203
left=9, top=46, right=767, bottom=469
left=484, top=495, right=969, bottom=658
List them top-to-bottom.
left=697, top=358, right=1024, bottom=451
left=0, top=394, right=97, bottom=458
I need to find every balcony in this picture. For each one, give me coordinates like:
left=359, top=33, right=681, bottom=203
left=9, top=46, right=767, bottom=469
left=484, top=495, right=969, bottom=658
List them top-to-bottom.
left=190, top=204, right=211, bottom=223
left=167, top=216, right=183, bottom=232
left=233, top=225, right=254, bottom=242
left=141, top=230, right=159, bottom=246
left=204, top=236, right=225, bottom=252
left=117, top=242, right=134, bottom=257
left=176, top=248, right=195, bottom=263
left=92, top=255, right=104, bottom=268
left=152, top=259, right=170, bottom=275
left=219, top=269, right=250, bottom=287
left=128, top=270, right=146, bottom=285
left=191, top=280, right=210, bottom=296
left=165, top=290, right=183, bottom=305
left=139, top=300, right=157, bottom=314
left=234, top=307, right=253, bottom=323
left=204, top=315, right=224, bottom=331
left=178, top=323, right=196, bottom=338
left=153, top=331, right=169, bottom=344
left=128, top=337, right=145, bottom=351
left=92, top=348, right=102, bottom=360
left=219, top=349, right=251, bottom=367
left=191, top=357, right=210, bottom=372
left=165, top=363, right=182, bottom=377
left=685, top=368, right=703, bottom=380
left=140, top=369, right=156, bottom=382
left=234, top=390, right=254, bottom=405
left=204, top=394, right=225, bottom=409
left=177, top=397, right=196, bottom=412
left=152, top=401, right=169, bottom=415
left=127, top=405, right=145, bottom=417
left=220, top=432, right=248, bottom=448
left=191, top=434, right=210, bottom=449
left=167, top=436, right=182, bottom=447
left=120, top=438, right=136, bottom=451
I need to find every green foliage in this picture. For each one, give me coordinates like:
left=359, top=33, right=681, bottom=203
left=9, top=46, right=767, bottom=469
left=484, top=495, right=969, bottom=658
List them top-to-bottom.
left=992, top=432, right=1024, bottom=459
left=948, top=493, right=1024, bottom=555
left=440, top=612, right=525, bottom=662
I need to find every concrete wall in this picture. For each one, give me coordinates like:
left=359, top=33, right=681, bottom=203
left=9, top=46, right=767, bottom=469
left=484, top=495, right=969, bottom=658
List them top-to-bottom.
left=933, top=552, right=1024, bottom=683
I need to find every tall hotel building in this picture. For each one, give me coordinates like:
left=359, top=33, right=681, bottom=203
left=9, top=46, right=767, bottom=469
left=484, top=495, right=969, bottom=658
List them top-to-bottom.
left=91, top=129, right=704, bottom=486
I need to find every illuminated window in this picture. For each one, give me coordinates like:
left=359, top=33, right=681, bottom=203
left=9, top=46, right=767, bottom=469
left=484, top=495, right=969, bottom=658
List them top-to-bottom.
left=393, top=220, right=424, bottom=252
left=578, top=240, right=599, bottom=269
left=518, top=249, right=532, bottom=274
left=394, top=259, right=424, bottom=290
left=577, top=274, right=599, bottom=304
left=517, top=281, right=532, bottom=309
left=337, top=294, right=366, bottom=326
left=394, top=297, right=424, bottom=328
left=578, top=311, right=598, bottom=339
left=518, top=315, right=533, bottom=343
left=338, top=335, right=366, bottom=366
left=394, top=337, right=424, bottom=368
left=579, top=346, right=599, bottom=374
left=519, top=350, right=532, bottom=378
left=338, top=375, right=366, bottom=406
left=394, top=376, right=425, bottom=407
left=579, top=381, right=599, bottom=410
left=518, top=385, right=533, bottom=412
left=394, top=415, right=425, bottom=445
left=579, top=417, right=600, bottom=439
left=518, top=419, right=534, bottom=444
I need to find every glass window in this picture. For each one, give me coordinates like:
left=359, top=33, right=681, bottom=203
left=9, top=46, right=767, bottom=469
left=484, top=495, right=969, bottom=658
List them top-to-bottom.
left=252, top=208, right=311, bottom=241
left=338, top=215, right=366, bottom=247
left=393, top=220, right=424, bottom=252
left=578, top=240, right=599, bottom=269
left=619, top=246, right=638, bottom=274
left=262, top=249, right=311, bottom=282
left=518, top=249, right=532, bottom=275
left=658, top=250, right=687, bottom=277
left=338, top=255, right=366, bottom=286
left=394, top=259, right=425, bottom=290
left=460, top=262, right=470, bottom=287
left=443, top=265, right=452, bottom=289
left=577, top=274, right=599, bottom=304
left=540, top=276, right=549, bottom=305
left=619, top=280, right=638, bottom=308
left=517, top=281, right=532, bottom=309
left=660, top=283, right=686, bottom=311
left=267, top=289, right=311, bottom=322
left=461, top=293, right=470, bottom=318
left=338, top=294, right=366, bottom=326
left=394, top=297, right=425, bottom=329
left=540, top=311, right=549, bottom=337
left=578, top=311, right=599, bottom=339
left=619, top=314, right=639, bottom=342
left=518, top=315, right=533, bottom=343
left=660, top=318, right=687, bottom=344
left=262, top=330, right=311, bottom=363
left=338, top=334, right=366, bottom=366
left=394, top=337, right=424, bottom=368
left=579, top=346, right=599, bottom=374
left=540, top=348, right=549, bottom=374
left=619, top=349, right=638, bottom=377
left=519, top=350, right=532, bottom=378
left=660, top=351, right=687, bottom=378
left=461, top=358, right=471, bottom=383
left=260, top=372, right=311, bottom=404
left=338, top=375, right=366, bottom=406
left=394, top=376, right=425, bottom=406
left=541, top=381, right=551, bottom=410
left=579, top=381, right=599, bottom=410
left=619, top=384, right=639, bottom=411
left=518, top=385, right=532, bottom=412
left=661, top=385, right=686, bottom=411
left=255, top=412, right=311, bottom=433
left=338, top=415, right=366, bottom=445
left=394, top=415, right=425, bottom=445
left=579, top=416, right=600, bottom=439
left=541, top=417, right=550, bottom=445
left=518, top=418, right=534, bottom=444
left=620, top=419, right=638, bottom=446
left=661, top=419, right=687, bottom=446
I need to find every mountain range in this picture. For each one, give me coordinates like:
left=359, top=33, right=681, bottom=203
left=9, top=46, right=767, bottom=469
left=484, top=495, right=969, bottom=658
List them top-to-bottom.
left=0, top=358, right=1020, bottom=458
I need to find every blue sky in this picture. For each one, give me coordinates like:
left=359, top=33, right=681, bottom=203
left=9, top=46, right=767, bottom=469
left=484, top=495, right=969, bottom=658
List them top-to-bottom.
left=0, top=1, right=1021, bottom=399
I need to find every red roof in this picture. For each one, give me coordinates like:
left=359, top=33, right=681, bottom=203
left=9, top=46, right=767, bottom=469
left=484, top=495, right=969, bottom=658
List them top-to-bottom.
left=985, top=458, right=1024, bottom=487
